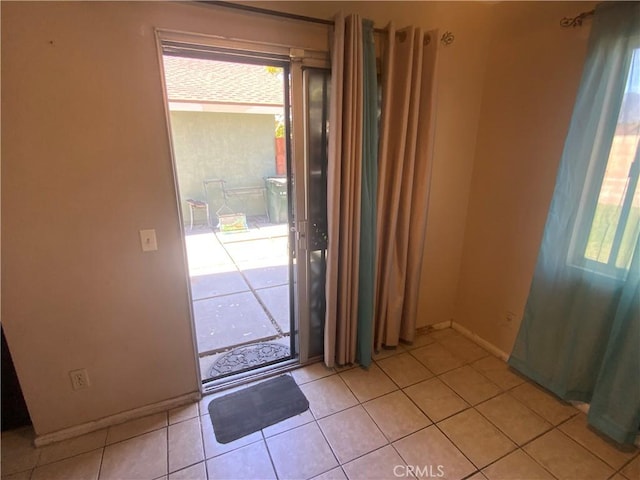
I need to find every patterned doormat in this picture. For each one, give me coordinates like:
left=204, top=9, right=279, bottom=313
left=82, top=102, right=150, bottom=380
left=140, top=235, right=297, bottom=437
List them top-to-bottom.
left=209, top=342, right=291, bottom=377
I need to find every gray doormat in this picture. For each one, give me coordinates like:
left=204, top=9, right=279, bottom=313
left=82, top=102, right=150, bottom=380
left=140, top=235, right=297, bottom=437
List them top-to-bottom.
left=209, top=342, right=290, bottom=377
left=208, top=375, right=309, bottom=444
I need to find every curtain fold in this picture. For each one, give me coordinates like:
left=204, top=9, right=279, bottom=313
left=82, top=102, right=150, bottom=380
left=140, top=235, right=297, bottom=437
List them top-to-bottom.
left=509, top=2, right=640, bottom=444
left=324, top=13, right=367, bottom=367
left=325, top=15, right=438, bottom=367
left=356, top=19, right=379, bottom=367
left=374, top=26, right=438, bottom=349
left=588, top=238, right=640, bottom=444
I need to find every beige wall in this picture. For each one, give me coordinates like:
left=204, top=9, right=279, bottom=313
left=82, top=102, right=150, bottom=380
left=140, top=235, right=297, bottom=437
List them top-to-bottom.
left=453, top=1, right=596, bottom=353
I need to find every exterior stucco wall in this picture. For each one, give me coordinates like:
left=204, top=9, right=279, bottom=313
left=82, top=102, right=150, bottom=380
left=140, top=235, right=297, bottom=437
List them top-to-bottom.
left=169, top=111, right=277, bottom=223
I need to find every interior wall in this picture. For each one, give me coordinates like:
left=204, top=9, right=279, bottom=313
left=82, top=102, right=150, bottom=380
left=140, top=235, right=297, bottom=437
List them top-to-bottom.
left=1, top=1, right=330, bottom=436
left=255, top=1, right=495, bottom=327
left=454, top=1, right=597, bottom=354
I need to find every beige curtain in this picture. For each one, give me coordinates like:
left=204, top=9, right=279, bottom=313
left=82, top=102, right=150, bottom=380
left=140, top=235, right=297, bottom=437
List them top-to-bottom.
left=324, top=13, right=364, bottom=367
left=374, top=25, right=439, bottom=348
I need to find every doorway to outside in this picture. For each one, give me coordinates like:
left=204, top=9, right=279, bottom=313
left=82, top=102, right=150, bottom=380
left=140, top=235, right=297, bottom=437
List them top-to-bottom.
left=161, top=51, right=294, bottom=384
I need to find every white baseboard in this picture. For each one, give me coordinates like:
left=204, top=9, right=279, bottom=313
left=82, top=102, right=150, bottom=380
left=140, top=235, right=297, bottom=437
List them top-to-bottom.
left=428, top=320, right=453, bottom=331
left=451, top=321, right=509, bottom=361
left=34, top=391, right=201, bottom=447
left=570, top=401, right=590, bottom=415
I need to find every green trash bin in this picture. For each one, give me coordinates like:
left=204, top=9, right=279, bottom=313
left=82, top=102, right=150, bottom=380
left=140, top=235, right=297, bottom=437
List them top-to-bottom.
left=265, top=177, right=288, bottom=224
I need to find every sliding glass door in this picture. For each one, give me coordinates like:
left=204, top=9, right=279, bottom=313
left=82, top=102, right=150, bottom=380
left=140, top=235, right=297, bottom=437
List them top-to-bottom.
left=158, top=33, right=329, bottom=385
left=303, top=68, right=331, bottom=360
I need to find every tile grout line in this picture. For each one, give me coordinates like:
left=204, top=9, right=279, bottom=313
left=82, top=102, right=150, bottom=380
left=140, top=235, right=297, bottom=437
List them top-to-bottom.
left=388, top=331, right=561, bottom=479
left=332, top=358, right=468, bottom=476
left=353, top=362, right=416, bottom=447
left=336, top=372, right=440, bottom=473
left=464, top=381, right=580, bottom=479
left=433, top=386, right=561, bottom=479
left=197, top=405, right=212, bottom=467
left=198, top=409, right=213, bottom=480
left=430, top=412, right=483, bottom=478
left=557, top=415, right=640, bottom=473
left=312, top=416, right=343, bottom=479
left=165, top=426, right=170, bottom=479
left=554, top=427, right=626, bottom=474
left=260, top=428, right=280, bottom=479
left=96, top=437, right=107, bottom=480
left=32, top=446, right=107, bottom=473
left=617, top=452, right=640, bottom=476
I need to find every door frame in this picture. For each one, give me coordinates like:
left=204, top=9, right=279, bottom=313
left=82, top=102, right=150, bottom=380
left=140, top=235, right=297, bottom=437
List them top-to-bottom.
left=155, top=29, right=329, bottom=390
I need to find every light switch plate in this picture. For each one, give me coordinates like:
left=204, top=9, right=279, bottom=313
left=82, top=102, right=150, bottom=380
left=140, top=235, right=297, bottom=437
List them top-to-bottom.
left=139, top=229, right=158, bottom=252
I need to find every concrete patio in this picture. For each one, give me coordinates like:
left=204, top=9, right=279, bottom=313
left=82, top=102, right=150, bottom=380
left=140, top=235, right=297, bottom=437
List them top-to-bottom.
left=184, top=219, right=291, bottom=381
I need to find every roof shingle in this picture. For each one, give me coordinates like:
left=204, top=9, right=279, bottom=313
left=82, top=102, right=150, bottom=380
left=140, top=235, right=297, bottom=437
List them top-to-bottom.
left=162, top=55, right=284, bottom=105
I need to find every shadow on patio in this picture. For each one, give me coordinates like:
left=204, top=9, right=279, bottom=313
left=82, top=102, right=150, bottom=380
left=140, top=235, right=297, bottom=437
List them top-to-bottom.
left=185, top=217, right=292, bottom=382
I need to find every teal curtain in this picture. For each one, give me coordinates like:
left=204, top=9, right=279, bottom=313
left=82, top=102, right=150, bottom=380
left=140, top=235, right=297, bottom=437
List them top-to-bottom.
left=509, top=2, right=640, bottom=445
left=325, top=14, right=378, bottom=368
left=356, top=19, right=378, bottom=367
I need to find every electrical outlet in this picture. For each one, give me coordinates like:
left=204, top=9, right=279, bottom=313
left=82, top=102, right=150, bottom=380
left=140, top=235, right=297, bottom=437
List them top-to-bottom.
left=69, top=369, right=90, bottom=390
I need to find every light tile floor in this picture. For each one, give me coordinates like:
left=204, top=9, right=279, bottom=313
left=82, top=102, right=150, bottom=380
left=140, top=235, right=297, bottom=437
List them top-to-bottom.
left=2, top=328, right=638, bottom=480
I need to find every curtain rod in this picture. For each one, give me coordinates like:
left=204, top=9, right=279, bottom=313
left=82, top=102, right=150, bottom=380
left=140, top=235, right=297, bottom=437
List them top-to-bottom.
left=196, top=1, right=455, bottom=46
left=197, top=1, right=386, bottom=33
left=197, top=1, right=331, bottom=26
left=206, top=2, right=595, bottom=33
left=560, top=9, right=595, bottom=28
